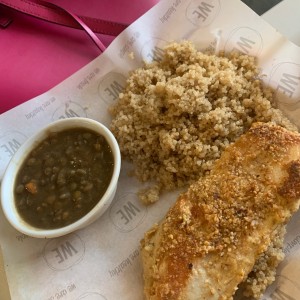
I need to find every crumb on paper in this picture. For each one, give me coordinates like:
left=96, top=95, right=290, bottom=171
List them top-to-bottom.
left=128, top=52, right=135, bottom=60
left=138, top=184, right=160, bottom=204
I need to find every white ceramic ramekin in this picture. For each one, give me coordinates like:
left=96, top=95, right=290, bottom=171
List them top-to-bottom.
left=1, top=117, right=121, bottom=238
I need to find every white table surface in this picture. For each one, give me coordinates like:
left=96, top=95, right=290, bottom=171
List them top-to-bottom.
left=262, top=0, right=300, bottom=46
left=0, top=1, right=299, bottom=300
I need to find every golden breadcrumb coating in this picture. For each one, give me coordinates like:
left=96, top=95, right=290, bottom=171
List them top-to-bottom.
left=141, top=123, right=300, bottom=300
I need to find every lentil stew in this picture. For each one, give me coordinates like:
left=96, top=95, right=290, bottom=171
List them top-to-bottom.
left=14, top=128, right=114, bottom=229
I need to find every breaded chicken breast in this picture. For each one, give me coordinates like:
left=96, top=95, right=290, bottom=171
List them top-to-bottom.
left=141, top=122, right=300, bottom=300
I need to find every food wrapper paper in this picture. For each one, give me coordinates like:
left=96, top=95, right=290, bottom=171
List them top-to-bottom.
left=1, top=0, right=300, bottom=299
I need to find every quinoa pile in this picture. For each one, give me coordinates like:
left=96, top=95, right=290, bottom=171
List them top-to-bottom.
left=110, top=41, right=296, bottom=204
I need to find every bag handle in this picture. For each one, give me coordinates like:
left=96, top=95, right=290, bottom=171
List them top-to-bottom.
left=0, top=0, right=129, bottom=52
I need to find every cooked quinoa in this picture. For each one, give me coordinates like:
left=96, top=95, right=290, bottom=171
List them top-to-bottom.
left=110, top=41, right=297, bottom=204
left=237, top=225, right=286, bottom=299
